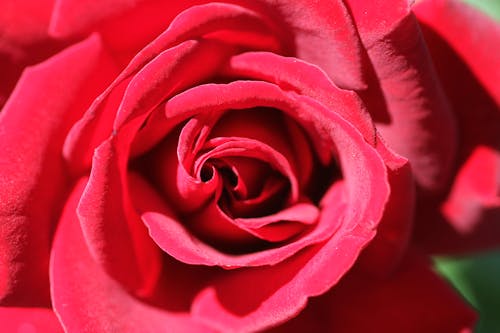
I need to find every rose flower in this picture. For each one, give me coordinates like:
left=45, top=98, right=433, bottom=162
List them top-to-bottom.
left=0, top=0, right=498, bottom=332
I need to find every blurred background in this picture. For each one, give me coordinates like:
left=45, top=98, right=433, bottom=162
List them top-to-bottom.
left=433, top=1, right=500, bottom=333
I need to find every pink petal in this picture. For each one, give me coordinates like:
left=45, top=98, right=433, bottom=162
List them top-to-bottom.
left=0, top=34, right=115, bottom=305
left=64, top=39, right=229, bottom=173
left=221, top=51, right=375, bottom=145
left=147, top=123, right=221, bottom=214
left=77, top=137, right=162, bottom=297
left=442, top=147, right=500, bottom=234
left=416, top=148, right=500, bottom=254
left=50, top=178, right=213, bottom=332
left=0, top=307, right=63, bottom=333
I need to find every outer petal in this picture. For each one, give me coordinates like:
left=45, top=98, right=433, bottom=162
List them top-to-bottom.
left=0, top=0, right=65, bottom=107
left=49, top=0, right=369, bottom=90
left=264, top=0, right=369, bottom=89
left=346, top=0, right=458, bottom=192
left=413, top=0, right=500, bottom=252
left=414, top=0, right=500, bottom=104
left=64, top=2, right=280, bottom=173
left=0, top=34, right=116, bottom=305
left=221, top=51, right=375, bottom=145
left=50, top=178, right=213, bottom=333
left=270, top=252, right=477, bottom=333
left=0, top=307, right=63, bottom=333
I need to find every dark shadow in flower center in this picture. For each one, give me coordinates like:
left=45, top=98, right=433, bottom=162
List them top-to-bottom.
left=130, top=108, right=341, bottom=255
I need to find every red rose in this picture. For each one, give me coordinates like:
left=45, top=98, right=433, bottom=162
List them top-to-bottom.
left=0, top=0, right=498, bottom=332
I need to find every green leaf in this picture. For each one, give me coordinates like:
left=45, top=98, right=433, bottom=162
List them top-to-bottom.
left=463, top=0, right=500, bottom=21
left=435, top=251, right=500, bottom=333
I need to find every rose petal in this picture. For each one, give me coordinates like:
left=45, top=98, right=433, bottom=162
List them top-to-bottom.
left=0, top=0, right=64, bottom=107
left=0, top=0, right=54, bottom=43
left=50, top=0, right=368, bottom=90
left=264, top=0, right=369, bottom=90
left=347, top=0, right=458, bottom=192
left=413, top=0, right=500, bottom=251
left=414, top=0, right=500, bottom=105
left=64, top=2, right=285, bottom=173
left=0, top=34, right=115, bottom=305
left=64, top=39, right=230, bottom=173
left=221, top=51, right=375, bottom=145
left=166, top=79, right=390, bottom=230
left=164, top=81, right=327, bottom=164
left=148, top=83, right=391, bottom=331
left=188, top=97, right=391, bottom=332
left=207, top=108, right=312, bottom=189
left=146, top=123, right=221, bottom=213
left=77, top=136, right=162, bottom=297
left=196, top=138, right=299, bottom=201
left=357, top=141, right=415, bottom=276
left=442, top=147, right=500, bottom=234
left=416, top=148, right=500, bottom=254
left=135, top=173, right=344, bottom=268
left=50, top=178, right=212, bottom=332
left=234, top=203, right=319, bottom=242
left=191, top=206, right=380, bottom=332
left=269, top=252, right=476, bottom=333
left=0, top=307, right=63, bottom=333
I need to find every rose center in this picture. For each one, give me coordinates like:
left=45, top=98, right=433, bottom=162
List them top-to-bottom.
left=133, top=107, right=339, bottom=253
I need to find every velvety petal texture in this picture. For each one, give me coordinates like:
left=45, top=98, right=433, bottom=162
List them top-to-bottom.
left=1, top=0, right=494, bottom=332
left=346, top=0, right=458, bottom=193
left=0, top=34, right=117, bottom=305
left=51, top=178, right=212, bottom=333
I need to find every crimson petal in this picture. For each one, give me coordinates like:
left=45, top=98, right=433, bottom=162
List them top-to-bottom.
left=347, top=0, right=458, bottom=192
left=0, top=34, right=116, bottom=305
left=51, top=178, right=212, bottom=332
left=270, top=252, right=476, bottom=333
left=0, top=307, right=63, bottom=333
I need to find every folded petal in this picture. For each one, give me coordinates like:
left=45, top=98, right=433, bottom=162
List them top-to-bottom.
left=347, top=0, right=458, bottom=192
left=413, top=0, right=500, bottom=251
left=414, top=0, right=500, bottom=104
left=186, top=92, right=391, bottom=332
left=78, top=137, right=162, bottom=297
left=357, top=142, right=415, bottom=276
left=51, top=178, right=212, bottom=332
left=270, top=252, right=476, bottom=333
